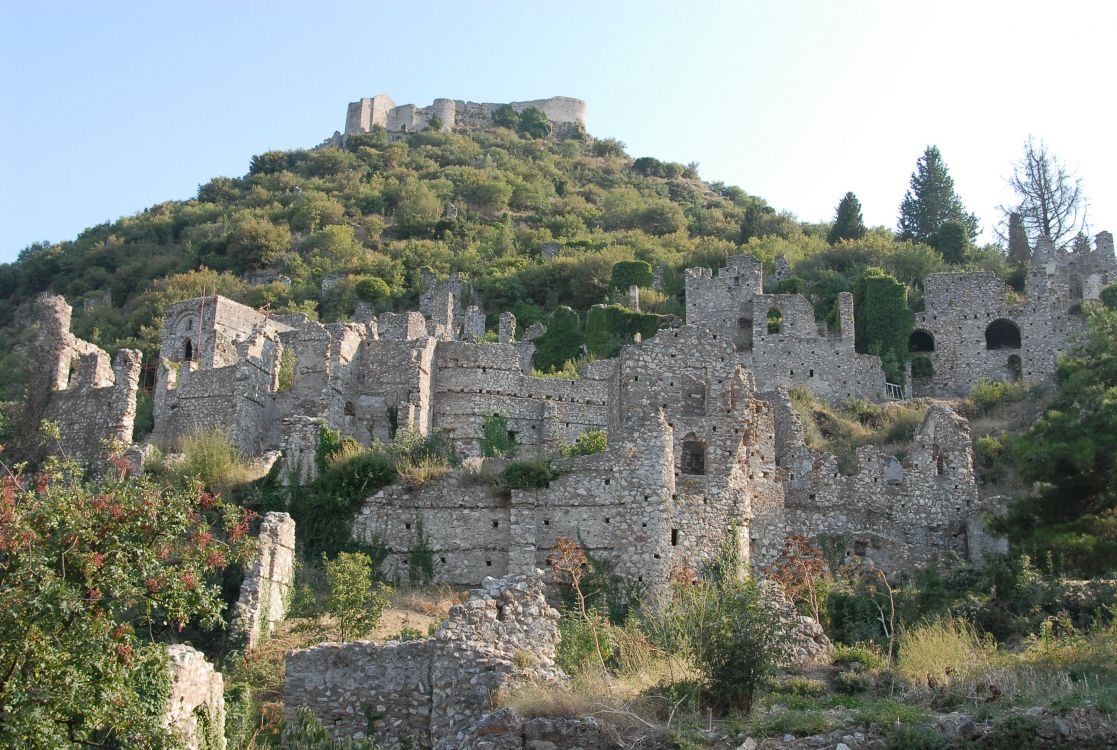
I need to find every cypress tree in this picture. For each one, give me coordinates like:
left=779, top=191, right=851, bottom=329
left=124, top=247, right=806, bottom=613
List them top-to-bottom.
left=897, top=146, right=979, bottom=244
left=827, top=192, right=868, bottom=244
left=1007, top=211, right=1031, bottom=266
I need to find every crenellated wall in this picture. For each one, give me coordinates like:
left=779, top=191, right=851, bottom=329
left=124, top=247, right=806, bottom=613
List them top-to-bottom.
left=344, top=94, right=586, bottom=138
left=685, top=256, right=886, bottom=403
left=30, top=295, right=141, bottom=464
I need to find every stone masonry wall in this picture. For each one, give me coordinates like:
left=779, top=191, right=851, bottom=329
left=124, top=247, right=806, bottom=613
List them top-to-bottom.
left=344, top=94, right=587, bottom=137
left=685, top=256, right=886, bottom=403
left=30, top=295, right=141, bottom=464
left=757, top=389, right=1002, bottom=570
left=230, top=512, right=296, bottom=649
left=284, top=572, right=561, bottom=749
left=165, top=644, right=225, bottom=750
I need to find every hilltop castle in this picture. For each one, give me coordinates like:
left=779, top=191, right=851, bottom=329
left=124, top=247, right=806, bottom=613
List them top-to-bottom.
left=340, top=94, right=587, bottom=139
left=29, top=226, right=1116, bottom=587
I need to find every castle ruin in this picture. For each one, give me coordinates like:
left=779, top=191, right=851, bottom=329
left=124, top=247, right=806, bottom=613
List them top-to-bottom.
left=341, top=94, right=587, bottom=140
left=26, top=231, right=1116, bottom=588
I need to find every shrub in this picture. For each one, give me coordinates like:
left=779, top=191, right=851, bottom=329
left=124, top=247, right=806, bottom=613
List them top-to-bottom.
left=609, top=260, right=654, bottom=291
left=585, top=304, right=660, bottom=359
left=277, top=346, right=296, bottom=392
left=911, top=355, right=933, bottom=378
left=967, top=379, right=1025, bottom=415
left=481, top=412, right=517, bottom=458
left=175, top=427, right=254, bottom=491
left=560, top=429, right=607, bottom=457
left=500, top=459, right=558, bottom=490
left=324, top=552, right=392, bottom=642
left=682, top=577, right=792, bottom=714
left=832, top=642, right=887, bottom=672
left=834, top=669, right=874, bottom=694
left=773, top=676, right=828, bottom=697
left=279, top=706, right=380, bottom=749
left=750, top=710, right=834, bottom=737
left=885, top=724, right=950, bottom=750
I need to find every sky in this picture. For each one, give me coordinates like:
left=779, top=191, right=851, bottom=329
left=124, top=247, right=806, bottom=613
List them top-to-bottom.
left=2, top=0, right=1114, bottom=263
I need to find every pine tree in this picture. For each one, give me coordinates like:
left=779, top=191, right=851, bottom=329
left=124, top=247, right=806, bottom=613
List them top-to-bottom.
left=897, top=146, right=979, bottom=244
left=827, top=192, right=867, bottom=244
left=1007, top=211, right=1031, bottom=266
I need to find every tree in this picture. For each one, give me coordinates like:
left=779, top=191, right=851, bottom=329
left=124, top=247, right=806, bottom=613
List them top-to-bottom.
left=491, top=104, right=519, bottom=129
left=517, top=107, right=552, bottom=139
left=1003, top=137, right=1087, bottom=249
left=897, top=146, right=979, bottom=243
left=394, top=180, right=443, bottom=236
left=827, top=192, right=867, bottom=244
left=1007, top=211, right=1031, bottom=266
left=227, top=214, right=291, bottom=271
left=931, top=219, right=971, bottom=264
left=609, top=260, right=654, bottom=291
left=853, top=268, right=913, bottom=384
left=1002, top=303, right=1117, bottom=575
left=532, top=306, right=584, bottom=372
left=0, top=456, right=255, bottom=748
left=323, top=552, right=391, bottom=642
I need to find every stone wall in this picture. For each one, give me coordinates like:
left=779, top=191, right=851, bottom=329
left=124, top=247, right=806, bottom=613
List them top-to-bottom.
left=344, top=94, right=587, bottom=137
left=911, top=232, right=1117, bottom=398
left=685, top=256, right=886, bottom=404
left=29, top=294, right=141, bottom=464
left=355, top=326, right=772, bottom=589
left=757, top=389, right=1003, bottom=570
left=230, top=512, right=296, bottom=649
left=284, top=572, right=561, bottom=749
left=165, top=644, right=225, bottom=750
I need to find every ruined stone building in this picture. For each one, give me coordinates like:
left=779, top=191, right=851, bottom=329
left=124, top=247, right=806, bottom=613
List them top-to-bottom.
left=340, top=94, right=587, bottom=140
left=27, top=231, right=1114, bottom=586
left=910, top=231, right=1116, bottom=397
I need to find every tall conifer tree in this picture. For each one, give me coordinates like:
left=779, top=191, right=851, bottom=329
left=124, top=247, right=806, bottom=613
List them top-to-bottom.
left=897, top=146, right=979, bottom=244
left=827, top=192, right=867, bottom=244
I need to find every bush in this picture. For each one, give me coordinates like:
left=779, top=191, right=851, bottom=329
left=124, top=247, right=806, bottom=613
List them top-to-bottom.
left=609, top=260, right=654, bottom=291
left=585, top=304, right=660, bottom=359
left=911, top=355, right=933, bottom=378
left=967, top=379, right=1025, bottom=416
left=481, top=412, right=517, bottom=458
left=174, top=427, right=254, bottom=491
left=560, top=430, right=607, bottom=457
left=500, top=459, right=558, bottom=490
left=324, top=552, right=392, bottom=642
left=682, top=577, right=792, bottom=714
left=832, top=642, right=887, bottom=672
left=834, top=669, right=874, bottom=694
left=278, top=706, right=380, bottom=749
left=885, top=724, right=950, bottom=750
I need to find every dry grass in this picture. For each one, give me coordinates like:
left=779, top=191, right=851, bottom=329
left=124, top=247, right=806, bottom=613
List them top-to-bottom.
left=396, top=454, right=454, bottom=487
left=390, top=584, right=465, bottom=619
left=897, top=617, right=996, bottom=690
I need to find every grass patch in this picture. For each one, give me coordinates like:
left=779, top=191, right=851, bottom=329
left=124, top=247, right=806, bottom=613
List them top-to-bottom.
left=788, top=386, right=928, bottom=473
left=897, top=617, right=996, bottom=690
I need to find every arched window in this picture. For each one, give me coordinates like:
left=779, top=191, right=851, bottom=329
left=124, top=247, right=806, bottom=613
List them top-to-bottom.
left=766, top=307, right=782, bottom=335
left=984, top=319, right=1021, bottom=350
left=909, top=329, right=935, bottom=352
left=183, top=339, right=193, bottom=362
left=1007, top=354, right=1022, bottom=382
left=681, top=435, right=706, bottom=476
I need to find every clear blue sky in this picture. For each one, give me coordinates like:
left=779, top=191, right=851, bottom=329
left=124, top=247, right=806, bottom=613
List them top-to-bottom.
left=2, top=0, right=1114, bottom=262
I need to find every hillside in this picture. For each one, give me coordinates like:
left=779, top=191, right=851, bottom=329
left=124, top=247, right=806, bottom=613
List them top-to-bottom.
left=0, top=117, right=1013, bottom=401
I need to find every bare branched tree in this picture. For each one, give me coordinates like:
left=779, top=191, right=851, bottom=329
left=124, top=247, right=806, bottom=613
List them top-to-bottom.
left=1002, top=137, right=1088, bottom=249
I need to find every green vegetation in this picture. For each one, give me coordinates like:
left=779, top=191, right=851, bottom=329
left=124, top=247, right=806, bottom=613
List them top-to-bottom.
left=897, top=145, right=979, bottom=245
left=827, top=192, right=867, bottom=245
left=609, top=259, right=654, bottom=290
left=853, top=267, right=914, bottom=384
left=585, top=304, right=660, bottom=359
left=532, top=306, right=584, bottom=373
left=788, top=386, right=928, bottom=473
left=480, top=412, right=516, bottom=457
left=560, top=429, right=607, bottom=457
left=0, top=455, right=255, bottom=748
left=499, top=458, right=559, bottom=490
left=324, top=552, right=392, bottom=642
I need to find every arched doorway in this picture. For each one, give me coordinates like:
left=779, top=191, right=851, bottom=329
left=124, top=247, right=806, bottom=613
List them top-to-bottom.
left=985, top=319, right=1021, bottom=350
left=909, top=329, right=935, bottom=352
left=183, top=339, right=194, bottom=362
